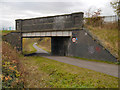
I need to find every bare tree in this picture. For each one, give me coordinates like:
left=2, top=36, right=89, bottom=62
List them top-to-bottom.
left=110, top=0, right=120, bottom=15
left=85, top=7, right=97, bottom=18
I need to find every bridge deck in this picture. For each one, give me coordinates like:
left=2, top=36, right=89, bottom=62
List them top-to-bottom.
left=22, top=30, right=72, bottom=37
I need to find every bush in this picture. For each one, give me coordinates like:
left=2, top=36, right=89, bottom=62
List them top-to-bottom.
left=85, top=17, right=104, bottom=27
left=103, top=22, right=118, bottom=30
left=2, top=41, right=24, bottom=88
left=2, top=60, right=24, bottom=88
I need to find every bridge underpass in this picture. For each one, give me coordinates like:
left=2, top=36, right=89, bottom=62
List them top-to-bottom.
left=3, top=12, right=117, bottom=62
left=22, top=30, right=72, bottom=56
left=22, top=38, right=50, bottom=56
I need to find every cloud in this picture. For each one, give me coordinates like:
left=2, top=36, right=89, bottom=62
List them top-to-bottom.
left=0, top=0, right=115, bottom=30
left=0, top=0, right=84, bottom=2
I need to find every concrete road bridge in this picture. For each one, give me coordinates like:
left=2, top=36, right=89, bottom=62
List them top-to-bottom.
left=3, top=12, right=117, bottom=62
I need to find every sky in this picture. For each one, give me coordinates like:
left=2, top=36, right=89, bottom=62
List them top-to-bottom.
left=0, top=0, right=116, bottom=30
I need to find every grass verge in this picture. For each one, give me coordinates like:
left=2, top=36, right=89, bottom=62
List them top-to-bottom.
left=2, top=30, right=15, bottom=35
left=22, top=42, right=37, bottom=54
left=21, top=56, right=118, bottom=88
left=70, top=56, right=119, bottom=65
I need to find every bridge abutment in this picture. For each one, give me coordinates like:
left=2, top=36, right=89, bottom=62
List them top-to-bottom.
left=3, top=29, right=117, bottom=62
left=3, top=32, right=22, bottom=52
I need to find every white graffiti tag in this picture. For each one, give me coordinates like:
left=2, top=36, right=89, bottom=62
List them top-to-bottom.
left=88, top=46, right=95, bottom=54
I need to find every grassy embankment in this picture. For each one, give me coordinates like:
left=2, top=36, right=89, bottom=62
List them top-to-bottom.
left=2, top=30, right=15, bottom=35
left=2, top=41, right=24, bottom=88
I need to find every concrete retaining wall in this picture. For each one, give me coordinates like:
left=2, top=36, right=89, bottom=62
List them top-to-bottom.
left=67, top=29, right=117, bottom=62
left=2, top=32, right=22, bottom=51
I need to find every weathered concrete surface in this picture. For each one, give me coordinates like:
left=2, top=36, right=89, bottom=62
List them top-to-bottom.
left=16, top=12, right=84, bottom=32
left=50, top=29, right=117, bottom=62
left=68, top=29, right=117, bottom=62
left=2, top=32, right=22, bottom=51
left=51, top=37, right=70, bottom=56
left=33, top=43, right=118, bottom=77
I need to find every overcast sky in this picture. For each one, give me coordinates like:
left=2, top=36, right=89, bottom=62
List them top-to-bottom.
left=0, top=0, right=115, bottom=30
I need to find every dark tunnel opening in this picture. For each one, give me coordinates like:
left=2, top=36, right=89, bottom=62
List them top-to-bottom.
left=22, top=36, right=70, bottom=56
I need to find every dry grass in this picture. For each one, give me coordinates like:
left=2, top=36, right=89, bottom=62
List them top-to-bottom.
left=102, top=22, right=118, bottom=30
left=87, top=26, right=118, bottom=58
left=2, top=30, right=14, bottom=35
left=22, top=38, right=37, bottom=54
left=2, top=41, right=24, bottom=88
left=2, top=42, right=20, bottom=62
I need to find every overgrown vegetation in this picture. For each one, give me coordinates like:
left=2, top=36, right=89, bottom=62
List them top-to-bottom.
left=110, top=0, right=120, bottom=15
left=85, top=16, right=103, bottom=27
left=2, top=30, right=15, bottom=35
left=22, top=38, right=37, bottom=54
left=2, top=42, right=24, bottom=88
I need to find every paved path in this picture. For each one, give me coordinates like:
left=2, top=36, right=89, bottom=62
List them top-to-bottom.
left=33, top=43, right=118, bottom=77
left=33, top=43, right=48, bottom=54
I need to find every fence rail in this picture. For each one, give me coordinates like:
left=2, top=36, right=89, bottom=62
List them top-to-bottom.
left=101, top=15, right=118, bottom=23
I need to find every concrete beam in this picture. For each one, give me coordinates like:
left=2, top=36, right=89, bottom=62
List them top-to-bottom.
left=22, top=31, right=72, bottom=37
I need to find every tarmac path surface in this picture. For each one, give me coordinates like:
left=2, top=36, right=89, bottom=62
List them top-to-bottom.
left=33, top=43, right=118, bottom=77
left=33, top=43, right=48, bottom=54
